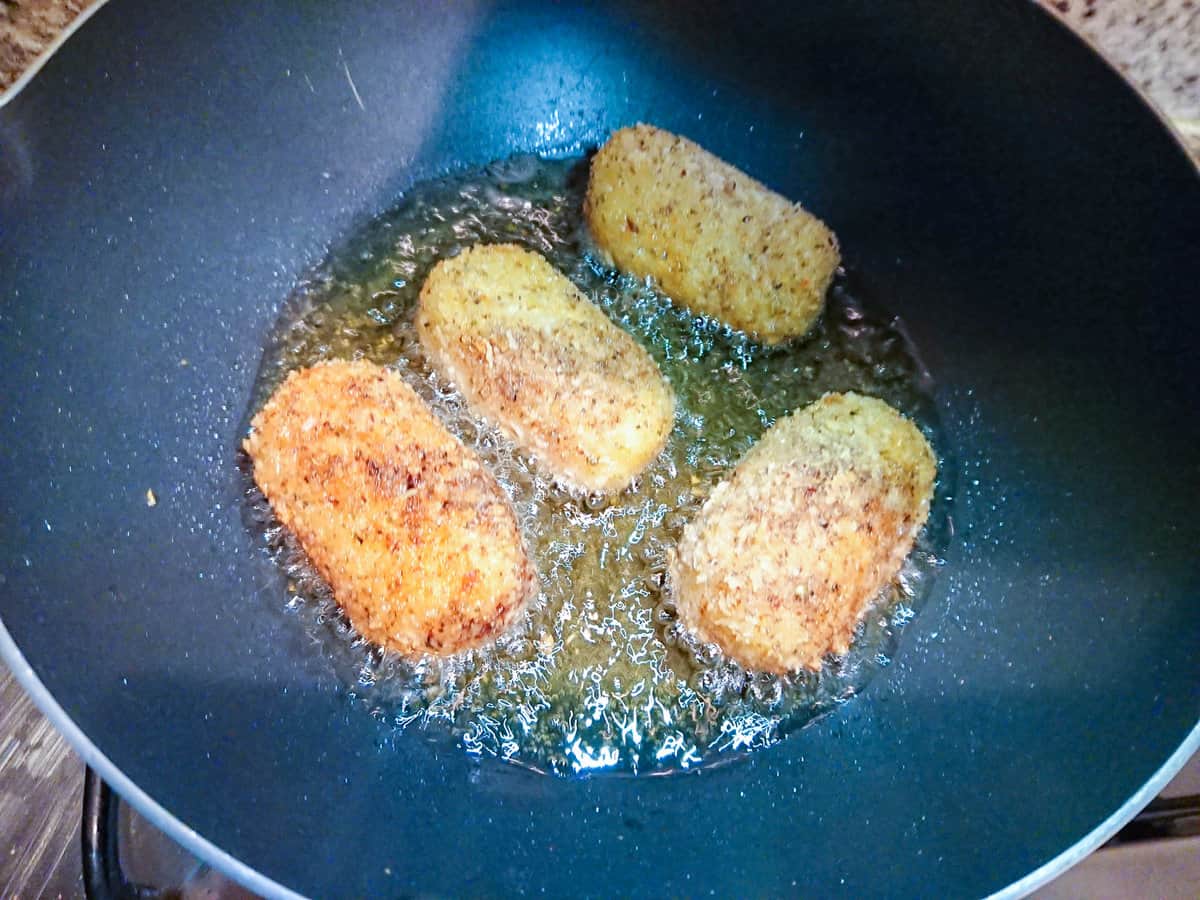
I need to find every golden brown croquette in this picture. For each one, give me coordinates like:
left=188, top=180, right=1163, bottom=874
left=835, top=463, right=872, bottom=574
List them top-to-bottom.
left=585, top=124, right=840, bottom=345
left=417, top=243, right=676, bottom=494
left=243, top=359, right=537, bottom=657
left=669, top=392, right=936, bottom=673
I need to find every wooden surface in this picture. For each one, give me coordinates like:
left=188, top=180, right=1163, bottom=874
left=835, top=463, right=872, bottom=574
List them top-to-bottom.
left=0, top=673, right=83, bottom=899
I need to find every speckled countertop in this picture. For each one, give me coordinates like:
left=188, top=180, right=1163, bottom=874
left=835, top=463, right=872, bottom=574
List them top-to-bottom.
left=0, top=0, right=88, bottom=93
left=1043, top=0, right=1199, bottom=154
left=0, top=2, right=1197, bottom=899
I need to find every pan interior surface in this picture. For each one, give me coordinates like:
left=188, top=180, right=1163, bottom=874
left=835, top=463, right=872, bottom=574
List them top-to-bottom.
left=0, top=1, right=1197, bottom=897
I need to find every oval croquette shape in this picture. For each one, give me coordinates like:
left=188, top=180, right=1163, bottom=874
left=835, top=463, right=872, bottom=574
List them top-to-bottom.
left=585, top=124, right=841, bottom=345
left=417, top=243, right=676, bottom=494
left=243, top=359, right=537, bottom=657
left=669, top=392, right=936, bottom=673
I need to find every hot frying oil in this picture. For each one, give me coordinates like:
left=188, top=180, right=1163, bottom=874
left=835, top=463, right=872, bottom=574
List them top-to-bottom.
left=245, top=154, right=949, bottom=774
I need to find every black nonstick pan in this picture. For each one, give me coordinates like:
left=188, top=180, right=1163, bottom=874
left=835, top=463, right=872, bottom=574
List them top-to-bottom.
left=1, top=1, right=1197, bottom=897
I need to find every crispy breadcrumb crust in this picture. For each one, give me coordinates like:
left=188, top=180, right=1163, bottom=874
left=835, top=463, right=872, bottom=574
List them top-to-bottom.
left=585, top=124, right=840, bottom=344
left=417, top=243, right=676, bottom=494
left=243, top=359, right=536, bottom=657
left=670, top=392, right=936, bottom=673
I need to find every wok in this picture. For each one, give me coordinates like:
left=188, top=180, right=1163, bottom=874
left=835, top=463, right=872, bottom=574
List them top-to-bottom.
left=1, top=1, right=1198, bottom=896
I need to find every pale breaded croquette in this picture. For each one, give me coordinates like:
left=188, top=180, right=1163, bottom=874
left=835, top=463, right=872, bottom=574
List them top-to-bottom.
left=585, top=124, right=840, bottom=345
left=417, top=243, right=676, bottom=494
left=243, top=359, right=537, bottom=657
left=669, top=392, right=936, bottom=674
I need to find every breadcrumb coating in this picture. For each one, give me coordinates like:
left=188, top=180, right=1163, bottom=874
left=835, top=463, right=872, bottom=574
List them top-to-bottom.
left=586, top=124, right=840, bottom=344
left=417, top=243, right=676, bottom=494
left=243, top=359, right=536, bottom=657
left=670, top=392, right=936, bottom=673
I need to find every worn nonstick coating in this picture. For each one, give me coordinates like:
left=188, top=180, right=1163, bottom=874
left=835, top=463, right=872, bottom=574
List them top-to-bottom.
left=1, top=1, right=1198, bottom=896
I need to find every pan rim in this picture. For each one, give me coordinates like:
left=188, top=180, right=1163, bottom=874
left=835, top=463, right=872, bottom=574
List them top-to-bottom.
left=0, top=0, right=110, bottom=110
left=1, top=0, right=1197, bottom=896
left=1031, top=0, right=1199, bottom=173
left=2, top=614, right=1198, bottom=899
left=0, top=620, right=304, bottom=900
left=992, top=723, right=1200, bottom=898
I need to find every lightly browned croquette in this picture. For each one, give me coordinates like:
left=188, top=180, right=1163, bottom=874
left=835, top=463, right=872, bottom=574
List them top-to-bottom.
left=586, top=123, right=841, bottom=345
left=418, top=243, right=676, bottom=494
left=243, top=359, right=537, bottom=657
left=670, top=392, right=937, bottom=674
